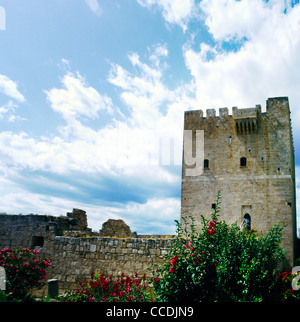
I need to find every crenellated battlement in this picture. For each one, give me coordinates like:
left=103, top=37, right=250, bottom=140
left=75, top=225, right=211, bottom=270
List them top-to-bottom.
left=184, top=96, right=289, bottom=120
left=184, top=97, right=291, bottom=135
left=184, top=105, right=261, bottom=119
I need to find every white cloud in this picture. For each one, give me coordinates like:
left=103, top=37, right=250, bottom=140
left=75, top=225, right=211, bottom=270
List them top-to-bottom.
left=85, top=0, right=103, bottom=17
left=137, top=0, right=198, bottom=31
left=184, top=0, right=300, bottom=114
left=200, top=0, right=271, bottom=41
left=149, top=43, right=168, bottom=67
left=108, top=44, right=194, bottom=133
left=0, top=45, right=193, bottom=182
left=0, top=46, right=195, bottom=242
left=57, top=58, right=71, bottom=72
left=45, top=72, right=113, bottom=121
left=0, top=74, right=25, bottom=102
left=0, top=100, right=26, bottom=122
left=0, top=101, right=16, bottom=119
left=0, top=183, right=179, bottom=234
left=117, top=197, right=180, bottom=234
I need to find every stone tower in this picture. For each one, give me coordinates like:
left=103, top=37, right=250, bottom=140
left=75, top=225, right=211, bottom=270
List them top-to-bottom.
left=181, top=97, right=297, bottom=265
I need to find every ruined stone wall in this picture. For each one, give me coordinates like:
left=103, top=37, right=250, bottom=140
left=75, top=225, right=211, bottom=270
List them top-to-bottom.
left=181, top=97, right=297, bottom=264
left=0, top=209, right=90, bottom=251
left=0, top=213, right=173, bottom=291
left=0, top=214, right=57, bottom=251
left=99, top=219, right=135, bottom=238
left=45, top=236, right=173, bottom=291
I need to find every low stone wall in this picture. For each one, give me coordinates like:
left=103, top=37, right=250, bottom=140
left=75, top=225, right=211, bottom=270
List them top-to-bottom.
left=0, top=213, right=175, bottom=293
left=46, top=236, right=174, bottom=291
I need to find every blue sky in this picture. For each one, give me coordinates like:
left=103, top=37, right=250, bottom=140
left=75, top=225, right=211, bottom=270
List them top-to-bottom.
left=0, top=0, right=299, bottom=234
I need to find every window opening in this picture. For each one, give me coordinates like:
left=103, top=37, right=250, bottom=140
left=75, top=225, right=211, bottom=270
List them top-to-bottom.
left=240, top=157, right=247, bottom=167
left=204, top=159, right=209, bottom=169
left=244, top=214, right=251, bottom=231
left=31, top=236, right=44, bottom=248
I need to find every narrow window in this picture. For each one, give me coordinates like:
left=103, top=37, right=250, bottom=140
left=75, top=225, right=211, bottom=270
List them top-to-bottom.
left=240, top=157, right=247, bottom=167
left=204, top=159, right=209, bottom=169
left=211, top=203, right=216, bottom=210
left=244, top=214, right=251, bottom=231
left=32, top=236, right=44, bottom=248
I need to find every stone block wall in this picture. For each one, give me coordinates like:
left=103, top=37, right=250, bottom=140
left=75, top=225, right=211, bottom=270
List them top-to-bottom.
left=0, top=210, right=90, bottom=251
left=0, top=212, right=174, bottom=292
left=0, top=214, right=56, bottom=250
left=45, top=236, right=173, bottom=291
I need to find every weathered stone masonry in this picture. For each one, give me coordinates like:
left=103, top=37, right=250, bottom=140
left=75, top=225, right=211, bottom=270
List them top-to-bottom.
left=181, top=97, right=297, bottom=265
left=0, top=211, right=173, bottom=291
left=50, top=236, right=172, bottom=290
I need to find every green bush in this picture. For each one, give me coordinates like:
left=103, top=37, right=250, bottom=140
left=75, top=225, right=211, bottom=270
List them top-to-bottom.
left=152, top=192, right=287, bottom=302
left=0, top=290, right=8, bottom=302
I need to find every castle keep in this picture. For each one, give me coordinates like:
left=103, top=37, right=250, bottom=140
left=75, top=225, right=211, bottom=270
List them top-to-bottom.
left=181, top=97, right=297, bottom=265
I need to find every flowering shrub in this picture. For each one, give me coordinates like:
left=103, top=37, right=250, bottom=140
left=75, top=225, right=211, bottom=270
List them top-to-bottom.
left=152, top=192, right=286, bottom=302
left=0, top=248, right=51, bottom=301
left=270, top=269, right=300, bottom=302
left=60, top=270, right=153, bottom=302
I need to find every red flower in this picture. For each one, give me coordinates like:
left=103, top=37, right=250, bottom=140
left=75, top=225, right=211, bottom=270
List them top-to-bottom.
left=207, top=221, right=217, bottom=236
left=169, top=255, right=179, bottom=274
left=43, top=259, right=52, bottom=267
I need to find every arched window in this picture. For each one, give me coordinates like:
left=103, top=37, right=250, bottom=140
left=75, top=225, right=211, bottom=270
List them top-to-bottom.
left=240, top=157, right=247, bottom=167
left=204, top=159, right=209, bottom=169
left=244, top=214, right=251, bottom=231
